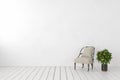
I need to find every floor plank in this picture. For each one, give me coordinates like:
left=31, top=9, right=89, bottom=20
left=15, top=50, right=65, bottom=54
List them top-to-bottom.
left=0, top=66, right=119, bottom=80
left=33, top=66, right=45, bottom=80
left=40, top=66, right=51, bottom=80
left=47, top=66, right=56, bottom=80
left=54, top=66, right=60, bottom=80
left=61, top=66, right=67, bottom=80
left=65, top=66, right=73, bottom=80
left=70, top=66, right=80, bottom=80
left=1, top=67, right=22, bottom=80
left=19, top=67, right=36, bottom=80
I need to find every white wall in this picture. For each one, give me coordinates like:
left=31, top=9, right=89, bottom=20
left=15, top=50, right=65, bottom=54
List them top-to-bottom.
left=0, top=0, right=120, bottom=66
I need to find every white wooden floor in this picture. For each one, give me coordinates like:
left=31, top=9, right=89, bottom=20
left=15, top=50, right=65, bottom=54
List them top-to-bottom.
left=0, top=66, right=120, bottom=80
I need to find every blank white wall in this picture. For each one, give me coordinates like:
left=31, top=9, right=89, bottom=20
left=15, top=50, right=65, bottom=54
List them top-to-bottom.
left=0, top=0, right=120, bottom=66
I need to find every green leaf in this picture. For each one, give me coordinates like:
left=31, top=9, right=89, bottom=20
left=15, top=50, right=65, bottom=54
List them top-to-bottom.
left=96, top=49, right=112, bottom=64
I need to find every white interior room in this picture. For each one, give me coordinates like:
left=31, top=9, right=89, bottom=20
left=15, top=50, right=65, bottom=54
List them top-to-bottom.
left=0, top=0, right=120, bottom=80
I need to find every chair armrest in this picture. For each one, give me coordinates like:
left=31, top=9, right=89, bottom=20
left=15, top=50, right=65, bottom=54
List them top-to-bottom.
left=78, top=53, right=83, bottom=57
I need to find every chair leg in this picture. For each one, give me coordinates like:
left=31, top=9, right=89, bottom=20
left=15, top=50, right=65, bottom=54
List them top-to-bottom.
left=74, top=63, right=76, bottom=70
left=91, top=63, right=93, bottom=70
left=82, top=64, right=84, bottom=68
left=88, top=64, right=89, bottom=71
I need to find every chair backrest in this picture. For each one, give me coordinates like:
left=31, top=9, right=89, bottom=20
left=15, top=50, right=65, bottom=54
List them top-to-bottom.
left=80, top=46, right=95, bottom=57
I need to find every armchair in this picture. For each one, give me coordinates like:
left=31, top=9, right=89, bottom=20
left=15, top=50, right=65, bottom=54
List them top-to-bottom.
left=74, top=46, right=95, bottom=71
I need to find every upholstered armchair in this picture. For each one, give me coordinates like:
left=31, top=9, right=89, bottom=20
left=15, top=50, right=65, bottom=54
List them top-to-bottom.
left=74, top=46, right=95, bottom=71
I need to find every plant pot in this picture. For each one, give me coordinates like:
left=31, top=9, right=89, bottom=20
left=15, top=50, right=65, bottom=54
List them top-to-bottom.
left=101, top=64, right=108, bottom=71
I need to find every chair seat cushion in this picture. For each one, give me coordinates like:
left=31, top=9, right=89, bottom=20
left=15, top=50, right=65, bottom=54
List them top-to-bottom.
left=74, top=56, right=93, bottom=64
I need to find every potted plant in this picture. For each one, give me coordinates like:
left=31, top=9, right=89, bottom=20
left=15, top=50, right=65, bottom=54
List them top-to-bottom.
left=96, top=49, right=112, bottom=71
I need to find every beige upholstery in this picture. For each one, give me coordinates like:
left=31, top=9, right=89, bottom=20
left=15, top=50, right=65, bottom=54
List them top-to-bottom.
left=74, top=46, right=95, bottom=71
left=75, top=56, right=93, bottom=64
